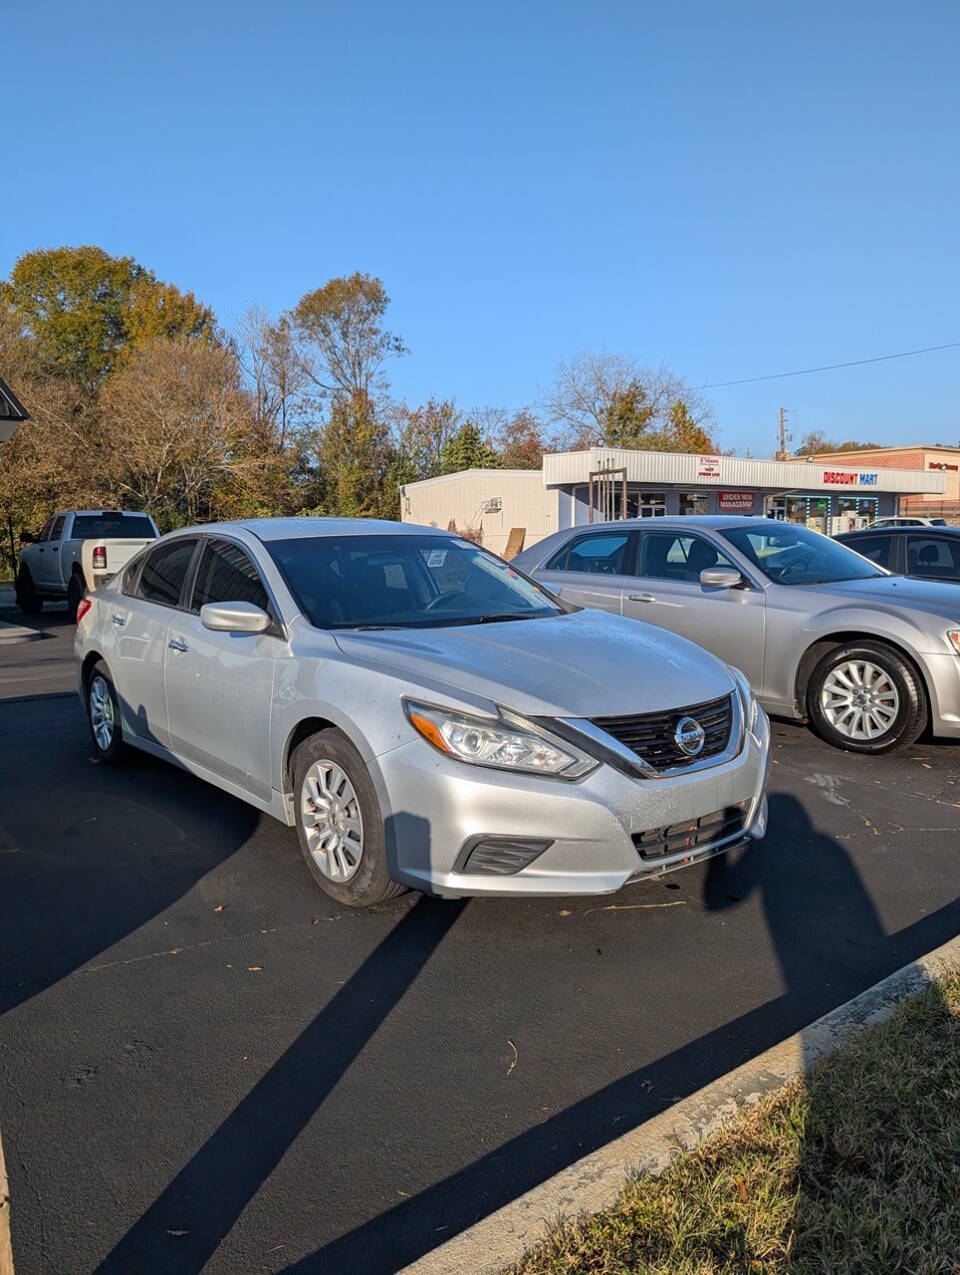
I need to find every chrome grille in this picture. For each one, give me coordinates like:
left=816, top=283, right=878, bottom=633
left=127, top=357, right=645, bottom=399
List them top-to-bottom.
left=591, top=693, right=734, bottom=771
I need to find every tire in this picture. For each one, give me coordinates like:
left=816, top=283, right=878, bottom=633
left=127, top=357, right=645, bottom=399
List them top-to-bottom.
left=15, top=567, right=43, bottom=615
left=67, top=572, right=84, bottom=623
left=808, top=641, right=928, bottom=754
left=85, top=661, right=128, bottom=764
left=292, top=729, right=406, bottom=907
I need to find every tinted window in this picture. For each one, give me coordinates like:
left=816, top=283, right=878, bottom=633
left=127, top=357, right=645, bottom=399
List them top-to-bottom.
left=72, top=513, right=156, bottom=540
left=49, top=516, right=66, bottom=541
left=37, top=519, right=54, bottom=543
left=723, top=524, right=885, bottom=585
left=547, top=532, right=632, bottom=574
left=638, top=532, right=735, bottom=584
left=267, top=534, right=561, bottom=629
left=843, top=534, right=894, bottom=569
left=906, top=535, right=960, bottom=581
left=137, top=539, right=197, bottom=606
left=191, top=540, right=271, bottom=613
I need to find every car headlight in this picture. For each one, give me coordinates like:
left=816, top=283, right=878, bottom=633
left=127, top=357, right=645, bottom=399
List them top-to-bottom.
left=947, top=630, right=960, bottom=656
left=727, top=664, right=759, bottom=735
left=403, top=699, right=598, bottom=779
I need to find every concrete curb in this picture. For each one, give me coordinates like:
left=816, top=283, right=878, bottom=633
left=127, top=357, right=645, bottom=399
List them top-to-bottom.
left=402, top=933, right=960, bottom=1275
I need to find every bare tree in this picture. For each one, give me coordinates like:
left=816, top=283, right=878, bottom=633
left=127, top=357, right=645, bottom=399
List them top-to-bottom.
left=236, top=305, right=310, bottom=451
left=541, top=352, right=713, bottom=450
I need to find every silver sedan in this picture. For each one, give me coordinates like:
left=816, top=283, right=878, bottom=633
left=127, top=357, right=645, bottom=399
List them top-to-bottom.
left=514, top=516, right=960, bottom=753
left=74, top=518, right=770, bottom=906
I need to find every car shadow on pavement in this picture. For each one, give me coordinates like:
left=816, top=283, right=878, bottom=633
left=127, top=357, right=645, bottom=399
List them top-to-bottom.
left=0, top=693, right=261, bottom=1015
left=270, top=793, right=960, bottom=1275
left=91, top=873, right=467, bottom=1275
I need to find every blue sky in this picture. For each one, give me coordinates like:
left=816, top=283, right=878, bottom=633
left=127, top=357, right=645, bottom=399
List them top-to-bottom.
left=5, top=0, right=959, bottom=454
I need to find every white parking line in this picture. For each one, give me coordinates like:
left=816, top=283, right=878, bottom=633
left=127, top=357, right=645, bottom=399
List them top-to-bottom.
left=0, top=1126, right=13, bottom=1275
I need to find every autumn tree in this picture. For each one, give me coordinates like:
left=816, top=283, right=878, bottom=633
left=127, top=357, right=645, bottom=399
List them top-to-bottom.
left=293, top=273, right=407, bottom=400
left=315, top=393, right=395, bottom=518
left=390, top=397, right=462, bottom=486
left=493, top=408, right=550, bottom=468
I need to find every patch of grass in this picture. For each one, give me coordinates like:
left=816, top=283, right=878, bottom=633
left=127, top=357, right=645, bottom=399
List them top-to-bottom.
left=508, top=973, right=960, bottom=1275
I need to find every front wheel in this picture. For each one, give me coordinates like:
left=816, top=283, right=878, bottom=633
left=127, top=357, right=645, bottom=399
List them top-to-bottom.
left=808, top=642, right=927, bottom=753
left=85, top=662, right=128, bottom=764
left=292, top=729, right=406, bottom=907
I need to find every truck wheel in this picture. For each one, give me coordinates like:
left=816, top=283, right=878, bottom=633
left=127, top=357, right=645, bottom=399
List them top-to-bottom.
left=15, top=567, right=43, bottom=615
left=67, top=573, right=84, bottom=622
left=808, top=641, right=927, bottom=754
left=85, top=661, right=128, bottom=764
left=292, top=729, right=406, bottom=907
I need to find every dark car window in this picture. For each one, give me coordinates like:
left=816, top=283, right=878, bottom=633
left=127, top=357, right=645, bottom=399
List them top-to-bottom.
left=72, top=513, right=156, bottom=540
left=49, top=515, right=66, bottom=541
left=36, top=518, right=54, bottom=543
left=723, top=524, right=886, bottom=585
left=546, top=531, right=632, bottom=574
left=637, top=532, right=735, bottom=584
left=842, top=533, right=894, bottom=569
left=266, top=534, right=562, bottom=629
left=906, top=535, right=960, bottom=581
left=136, top=539, right=198, bottom=607
left=191, top=540, right=271, bottom=614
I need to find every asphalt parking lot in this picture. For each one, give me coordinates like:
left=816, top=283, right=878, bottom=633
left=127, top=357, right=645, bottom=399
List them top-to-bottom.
left=1, top=601, right=959, bottom=1275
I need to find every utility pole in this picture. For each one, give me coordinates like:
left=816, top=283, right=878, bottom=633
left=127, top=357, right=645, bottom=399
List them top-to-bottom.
left=775, top=407, right=790, bottom=461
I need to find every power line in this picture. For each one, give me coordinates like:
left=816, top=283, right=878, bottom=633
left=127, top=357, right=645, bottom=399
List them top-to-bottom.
left=700, top=340, right=960, bottom=389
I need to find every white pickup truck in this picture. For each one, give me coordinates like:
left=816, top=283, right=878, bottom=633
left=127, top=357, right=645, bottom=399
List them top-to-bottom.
left=16, top=509, right=158, bottom=619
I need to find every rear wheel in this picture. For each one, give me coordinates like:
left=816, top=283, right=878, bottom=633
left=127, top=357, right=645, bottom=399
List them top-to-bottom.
left=15, top=567, right=42, bottom=615
left=67, top=572, right=84, bottom=622
left=808, top=642, right=927, bottom=753
left=85, top=662, right=128, bottom=764
left=292, top=729, right=406, bottom=907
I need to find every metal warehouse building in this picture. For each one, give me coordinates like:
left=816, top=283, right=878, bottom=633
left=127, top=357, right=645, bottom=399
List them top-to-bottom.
left=399, top=447, right=946, bottom=556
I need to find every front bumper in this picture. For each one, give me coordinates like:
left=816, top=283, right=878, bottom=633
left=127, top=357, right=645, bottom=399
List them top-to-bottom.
left=920, top=651, right=960, bottom=738
left=373, top=708, right=771, bottom=898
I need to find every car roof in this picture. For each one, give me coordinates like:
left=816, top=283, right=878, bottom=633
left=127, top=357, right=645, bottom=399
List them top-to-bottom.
left=566, top=515, right=783, bottom=531
left=170, top=516, right=455, bottom=542
left=840, top=524, right=960, bottom=536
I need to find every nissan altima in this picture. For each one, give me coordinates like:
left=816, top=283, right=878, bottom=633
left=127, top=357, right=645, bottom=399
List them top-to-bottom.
left=75, top=519, right=770, bottom=906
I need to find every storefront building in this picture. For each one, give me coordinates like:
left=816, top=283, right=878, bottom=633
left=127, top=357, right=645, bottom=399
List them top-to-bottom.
left=788, top=445, right=960, bottom=521
left=400, top=447, right=945, bottom=556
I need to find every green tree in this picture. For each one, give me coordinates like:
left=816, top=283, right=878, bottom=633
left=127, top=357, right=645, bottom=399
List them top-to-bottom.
left=1, top=246, right=214, bottom=385
left=293, top=273, right=407, bottom=399
left=316, top=392, right=395, bottom=518
left=660, top=399, right=715, bottom=453
left=439, top=421, right=502, bottom=474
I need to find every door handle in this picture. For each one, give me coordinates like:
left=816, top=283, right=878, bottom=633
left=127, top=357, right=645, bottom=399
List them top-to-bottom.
left=628, top=592, right=657, bottom=603
left=111, top=614, right=127, bottom=627
left=168, top=638, right=188, bottom=652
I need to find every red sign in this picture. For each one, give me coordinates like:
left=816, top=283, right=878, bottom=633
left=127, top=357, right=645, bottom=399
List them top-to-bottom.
left=718, top=490, right=754, bottom=512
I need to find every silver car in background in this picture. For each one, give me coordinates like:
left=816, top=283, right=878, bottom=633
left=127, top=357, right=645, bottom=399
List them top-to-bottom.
left=514, top=516, right=960, bottom=753
left=75, top=518, right=769, bottom=907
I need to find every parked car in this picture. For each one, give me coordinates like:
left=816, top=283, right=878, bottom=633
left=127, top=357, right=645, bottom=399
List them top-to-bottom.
left=17, top=509, right=158, bottom=619
left=869, top=515, right=947, bottom=528
left=513, top=516, right=960, bottom=754
left=74, top=518, right=770, bottom=906
left=836, top=525, right=960, bottom=584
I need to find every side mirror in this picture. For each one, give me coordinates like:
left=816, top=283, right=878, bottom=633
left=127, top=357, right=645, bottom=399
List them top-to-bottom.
left=19, top=532, right=35, bottom=545
left=700, top=567, right=744, bottom=589
left=200, top=601, right=271, bottom=633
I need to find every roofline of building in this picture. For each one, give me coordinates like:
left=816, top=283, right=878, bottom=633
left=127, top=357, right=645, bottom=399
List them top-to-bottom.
left=791, top=443, right=960, bottom=458
left=399, top=467, right=539, bottom=490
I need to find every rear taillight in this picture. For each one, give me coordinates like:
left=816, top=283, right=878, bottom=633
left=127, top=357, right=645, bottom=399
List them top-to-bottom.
left=92, top=545, right=107, bottom=569
left=76, top=598, right=93, bottom=624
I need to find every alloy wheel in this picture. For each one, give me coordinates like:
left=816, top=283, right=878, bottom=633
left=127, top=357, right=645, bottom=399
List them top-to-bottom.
left=820, top=659, right=900, bottom=741
left=89, top=675, right=115, bottom=751
left=300, top=760, right=364, bottom=882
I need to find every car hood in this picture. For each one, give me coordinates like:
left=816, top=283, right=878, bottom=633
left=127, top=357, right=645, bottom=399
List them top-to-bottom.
left=794, top=574, right=960, bottom=619
left=331, top=608, right=735, bottom=718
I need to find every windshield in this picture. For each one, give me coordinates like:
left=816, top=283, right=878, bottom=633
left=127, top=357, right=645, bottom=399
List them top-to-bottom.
left=72, top=513, right=156, bottom=540
left=721, top=523, right=889, bottom=586
left=266, top=534, right=564, bottom=629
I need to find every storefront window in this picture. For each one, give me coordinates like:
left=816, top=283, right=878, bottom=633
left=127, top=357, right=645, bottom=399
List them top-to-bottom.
left=640, top=492, right=666, bottom=518
left=679, top=492, right=710, bottom=516
left=833, top=497, right=878, bottom=534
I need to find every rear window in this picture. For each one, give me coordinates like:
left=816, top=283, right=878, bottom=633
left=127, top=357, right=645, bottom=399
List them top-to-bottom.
left=72, top=514, right=156, bottom=540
